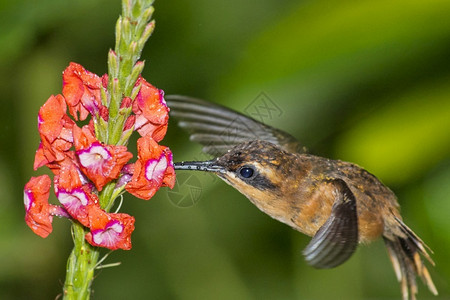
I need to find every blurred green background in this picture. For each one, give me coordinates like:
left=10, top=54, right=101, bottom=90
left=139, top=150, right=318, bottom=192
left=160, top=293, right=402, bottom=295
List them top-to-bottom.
left=1, top=0, right=449, bottom=299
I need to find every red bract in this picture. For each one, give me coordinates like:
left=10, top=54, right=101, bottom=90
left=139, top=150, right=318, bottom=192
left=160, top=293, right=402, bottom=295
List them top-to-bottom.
left=62, top=62, right=105, bottom=121
left=133, top=77, right=169, bottom=142
left=34, top=95, right=75, bottom=170
left=73, top=125, right=133, bottom=191
left=125, top=136, right=175, bottom=200
left=24, top=175, right=54, bottom=238
left=85, top=213, right=135, bottom=250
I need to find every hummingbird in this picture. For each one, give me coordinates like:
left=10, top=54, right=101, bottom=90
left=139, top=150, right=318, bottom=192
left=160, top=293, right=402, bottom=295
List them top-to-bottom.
left=166, top=95, right=437, bottom=300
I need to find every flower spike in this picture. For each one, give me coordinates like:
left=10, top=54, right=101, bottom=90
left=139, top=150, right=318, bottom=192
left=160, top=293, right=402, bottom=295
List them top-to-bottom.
left=23, top=1, right=173, bottom=297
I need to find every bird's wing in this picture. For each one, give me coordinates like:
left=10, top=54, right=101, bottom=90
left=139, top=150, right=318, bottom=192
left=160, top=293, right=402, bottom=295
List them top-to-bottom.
left=165, top=95, right=304, bottom=156
left=302, top=179, right=359, bottom=269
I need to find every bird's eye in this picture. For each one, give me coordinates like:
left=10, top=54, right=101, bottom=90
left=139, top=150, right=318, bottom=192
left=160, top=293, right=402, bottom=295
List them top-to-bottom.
left=239, top=167, right=254, bottom=179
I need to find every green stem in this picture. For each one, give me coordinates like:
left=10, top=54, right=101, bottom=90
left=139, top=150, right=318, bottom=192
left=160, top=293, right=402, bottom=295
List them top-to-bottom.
left=62, top=0, right=155, bottom=298
left=107, top=0, right=155, bottom=145
left=99, top=181, right=117, bottom=210
left=62, top=183, right=117, bottom=299
left=63, top=223, right=100, bottom=300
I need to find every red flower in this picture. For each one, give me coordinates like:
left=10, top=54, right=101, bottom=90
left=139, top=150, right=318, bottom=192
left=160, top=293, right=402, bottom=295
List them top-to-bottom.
left=25, top=62, right=176, bottom=252
left=62, top=62, right=105, bottom=121
left=133, top=77, right=169, bottom=142
left=34, top=94, right=75, bottom=170
left=73, top=125, right=133, bottom=191
left=125, top=136, right=175, bottom=200
left=54, top=159, right=99, bottom=227
left=24, top=175, right=54, bottom=238
left=85, top=212, right=135, bottom=250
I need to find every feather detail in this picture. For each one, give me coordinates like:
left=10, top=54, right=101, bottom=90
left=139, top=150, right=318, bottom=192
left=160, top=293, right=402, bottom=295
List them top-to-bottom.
left=166, top=95, right=304, bottom=156
left=383, top=216, right=437, bottom=300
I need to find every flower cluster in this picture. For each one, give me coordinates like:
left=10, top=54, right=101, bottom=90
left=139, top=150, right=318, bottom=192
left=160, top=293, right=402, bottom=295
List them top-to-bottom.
left=24, top=62, right=175, bottom=250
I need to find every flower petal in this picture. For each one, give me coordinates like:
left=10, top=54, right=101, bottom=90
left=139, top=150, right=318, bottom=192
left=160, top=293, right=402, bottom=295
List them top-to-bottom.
left=62, top=62, right=104, bottom=121
left=132, top=77, right=169, bottom=141
left=38, top=94, right=67, bottom=142
left=34, top=95, right=75, bottom=170
left=73, top=126, right=133, bottom=191
left=125, top=136, right=175, bottom=199
left=78, top=142, right=112, bottom=170
left=161, top=152, right=176, bottom=189
left=54, top=159, right=99, bottom=226
left=24, top=175, right=53, bottom=238
left=85, top=213, right=135, bottom=250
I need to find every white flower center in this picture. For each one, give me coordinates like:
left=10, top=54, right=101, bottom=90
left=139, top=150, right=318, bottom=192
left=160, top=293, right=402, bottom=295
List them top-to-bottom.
left=78, top=144, right=110, bottom=168
left=145, top=155, right=167, bottom=182
left=58, top=189, right=89, bottom=207
left=93, top=221, right=123, bottom=247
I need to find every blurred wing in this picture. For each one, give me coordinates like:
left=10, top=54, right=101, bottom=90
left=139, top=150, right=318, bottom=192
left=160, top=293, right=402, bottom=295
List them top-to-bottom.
left=165, top=95, right=304, bottom=156
left=302, top=179, right=359, bottom=269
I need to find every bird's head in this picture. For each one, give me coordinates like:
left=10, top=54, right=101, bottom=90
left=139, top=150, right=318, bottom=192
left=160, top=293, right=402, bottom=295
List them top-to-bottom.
left=174, top=141, right=303, bottom=204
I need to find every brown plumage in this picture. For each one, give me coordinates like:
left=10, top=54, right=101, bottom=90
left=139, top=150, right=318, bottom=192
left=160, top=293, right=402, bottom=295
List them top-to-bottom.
left=167, top=95, right=437, bottom=300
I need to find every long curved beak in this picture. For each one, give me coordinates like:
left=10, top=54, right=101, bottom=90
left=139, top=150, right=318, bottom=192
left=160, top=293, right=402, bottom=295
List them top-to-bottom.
left=174, top=160, right=225, bottom=173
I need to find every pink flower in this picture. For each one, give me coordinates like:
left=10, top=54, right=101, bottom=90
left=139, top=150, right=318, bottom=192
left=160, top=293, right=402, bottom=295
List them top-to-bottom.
left=62, top=62, right=105, bottom=121
left=133, top=77, right=169, bottom=142
left=34, top=94, right=75, bottom=170
left=73, top=125, right=133, bottom=191
left=125, top=136, right=175, bottom=200
left=53, top=159, right=92, bottom=226
left=24, top=175, right=63, bottom=238
left=57, top=186, right=102, bottom=228
left=85, top=213, right=135, bottom=250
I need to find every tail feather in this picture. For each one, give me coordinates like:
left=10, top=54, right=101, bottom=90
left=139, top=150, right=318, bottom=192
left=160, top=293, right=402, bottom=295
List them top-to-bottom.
left=383, top=217, right=437, bottom=300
